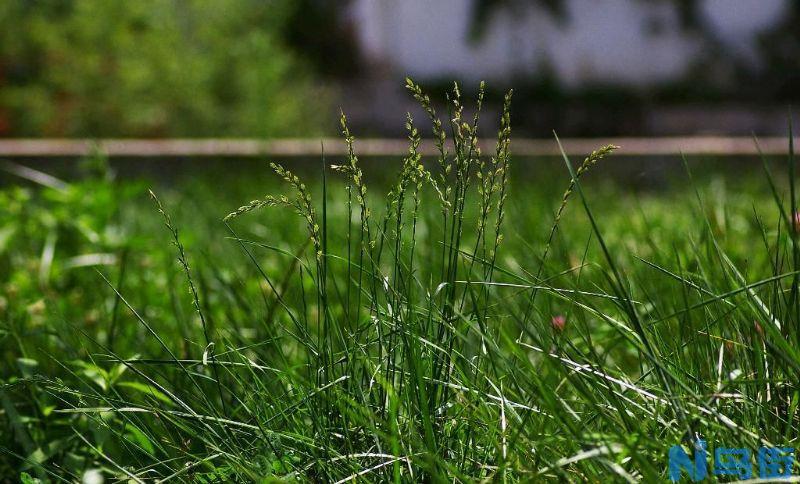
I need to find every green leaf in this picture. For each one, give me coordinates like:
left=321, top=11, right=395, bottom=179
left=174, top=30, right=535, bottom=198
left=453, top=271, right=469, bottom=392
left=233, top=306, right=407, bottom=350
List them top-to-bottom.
left=16, top=358, right=39, bottom=379
left=72, top=361, right=108, bottom=391
left=117, top=381, right=173, bottom=405
left=125, top=423, right=156, bottom=455
left=19, top=472, right=41, bottom=484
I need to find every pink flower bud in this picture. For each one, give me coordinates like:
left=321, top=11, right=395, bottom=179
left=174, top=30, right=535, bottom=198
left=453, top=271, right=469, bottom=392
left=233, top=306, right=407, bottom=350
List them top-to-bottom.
left=551, top=315, right=566, bottom=333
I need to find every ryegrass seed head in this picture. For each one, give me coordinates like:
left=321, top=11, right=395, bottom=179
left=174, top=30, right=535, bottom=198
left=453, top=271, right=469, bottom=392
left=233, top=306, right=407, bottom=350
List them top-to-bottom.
left=576, top=144, right=620, bottom=176
left=223, top=196, right=284, bottom=221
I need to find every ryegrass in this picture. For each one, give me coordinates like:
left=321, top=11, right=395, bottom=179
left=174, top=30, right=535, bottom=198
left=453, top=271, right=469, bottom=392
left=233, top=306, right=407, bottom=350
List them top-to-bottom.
left=1, top=81, right=799, bottom=482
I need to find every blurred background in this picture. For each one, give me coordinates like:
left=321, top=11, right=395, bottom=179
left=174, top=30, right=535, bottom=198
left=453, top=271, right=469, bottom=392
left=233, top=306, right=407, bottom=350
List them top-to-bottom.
left=0, top=0, right=797, bottom=140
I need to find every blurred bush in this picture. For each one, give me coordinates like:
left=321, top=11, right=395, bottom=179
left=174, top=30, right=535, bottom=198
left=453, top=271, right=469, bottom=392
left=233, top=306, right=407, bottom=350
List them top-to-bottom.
left=0, top=0, right=331, bottom=137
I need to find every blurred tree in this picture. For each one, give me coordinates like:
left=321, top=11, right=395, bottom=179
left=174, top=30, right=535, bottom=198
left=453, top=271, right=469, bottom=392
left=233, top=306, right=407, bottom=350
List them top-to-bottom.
left=0, top=0, right=330, bottom=137
left=280, top=0, right=361, bottom=78
left=469, top=0, right=566, bottom=40
left=757, top=1, right=800, bottom=102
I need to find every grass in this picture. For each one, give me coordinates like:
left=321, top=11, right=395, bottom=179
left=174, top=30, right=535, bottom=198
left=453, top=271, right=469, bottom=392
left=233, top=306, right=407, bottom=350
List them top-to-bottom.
left=1, top=80, right=799, bottom=482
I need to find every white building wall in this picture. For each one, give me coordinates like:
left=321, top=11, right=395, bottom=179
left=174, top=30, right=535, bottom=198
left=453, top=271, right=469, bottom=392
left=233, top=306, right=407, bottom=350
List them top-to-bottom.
left=352, top=0, right=788, bottom=87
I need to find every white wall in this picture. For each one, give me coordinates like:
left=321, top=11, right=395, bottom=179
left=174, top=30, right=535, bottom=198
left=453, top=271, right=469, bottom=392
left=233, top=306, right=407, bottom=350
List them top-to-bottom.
left=352, top=0, right=788, bottom=87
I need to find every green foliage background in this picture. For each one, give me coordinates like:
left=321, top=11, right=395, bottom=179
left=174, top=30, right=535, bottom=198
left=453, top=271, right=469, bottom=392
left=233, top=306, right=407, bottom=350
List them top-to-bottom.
left=0, top=0, right=329, bottom=137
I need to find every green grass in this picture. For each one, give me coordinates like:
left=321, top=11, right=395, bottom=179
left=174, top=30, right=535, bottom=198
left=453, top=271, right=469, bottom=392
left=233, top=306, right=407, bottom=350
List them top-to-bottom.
left=1, top=82, right=799, bottom=482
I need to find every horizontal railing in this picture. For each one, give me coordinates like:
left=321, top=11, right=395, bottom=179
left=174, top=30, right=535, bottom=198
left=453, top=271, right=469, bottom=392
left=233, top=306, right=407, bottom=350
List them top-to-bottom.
left=0, top=137, right=794, bottom=157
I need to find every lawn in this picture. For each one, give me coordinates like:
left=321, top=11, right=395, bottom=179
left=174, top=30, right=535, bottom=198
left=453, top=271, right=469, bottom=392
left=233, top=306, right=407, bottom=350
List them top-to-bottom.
left=1, top=83, right=798, bottom=482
